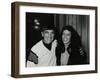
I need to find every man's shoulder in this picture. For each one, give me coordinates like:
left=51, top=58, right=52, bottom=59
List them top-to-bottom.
left=31, top=40, right=42, bottom=50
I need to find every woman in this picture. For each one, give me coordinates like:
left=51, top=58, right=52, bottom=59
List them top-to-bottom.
left=56, top=25, right=88, bottom=65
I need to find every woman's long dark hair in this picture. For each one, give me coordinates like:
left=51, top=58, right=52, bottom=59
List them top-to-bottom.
left=56, top=25, right=88, bottom=65
left=60, top=25, right=82, bottom=53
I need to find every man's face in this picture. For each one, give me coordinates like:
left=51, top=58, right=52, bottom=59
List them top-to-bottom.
left=41, top=29, right=55, bottom=44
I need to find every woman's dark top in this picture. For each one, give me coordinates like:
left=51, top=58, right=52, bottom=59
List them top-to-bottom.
left=56, top=43, right=88, bottom=65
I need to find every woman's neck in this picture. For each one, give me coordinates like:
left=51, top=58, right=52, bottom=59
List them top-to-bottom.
left=64, top=42, right=70, bottom=49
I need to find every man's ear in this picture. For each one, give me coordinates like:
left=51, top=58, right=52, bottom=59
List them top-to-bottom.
left=41, top=32, right=44, bottom=37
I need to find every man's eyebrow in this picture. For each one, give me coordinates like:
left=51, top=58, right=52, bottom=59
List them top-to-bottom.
left=44, top=30, right=48, bottom=32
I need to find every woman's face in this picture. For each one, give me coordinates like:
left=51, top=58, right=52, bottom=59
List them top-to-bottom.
left=62, top=30, right=71, bottom=44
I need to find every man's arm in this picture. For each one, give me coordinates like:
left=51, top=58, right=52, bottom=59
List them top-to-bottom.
left=27, top=51, right=38, bottom=64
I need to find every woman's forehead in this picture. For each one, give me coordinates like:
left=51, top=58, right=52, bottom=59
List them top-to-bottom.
left=63, top=30, right=71, bottom=34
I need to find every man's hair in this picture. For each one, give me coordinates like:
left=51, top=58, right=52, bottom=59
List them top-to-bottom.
left=41, top=25, right=56, bottom=32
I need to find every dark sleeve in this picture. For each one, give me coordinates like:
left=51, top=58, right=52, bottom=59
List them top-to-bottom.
left=68, top=47, right=88, bottom=65
left=79, top=47, right=88, bottom=64
left=27, top=51, right=38, bottom=64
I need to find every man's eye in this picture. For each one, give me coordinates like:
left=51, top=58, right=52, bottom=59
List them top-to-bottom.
left=44, top=31, right=48, bottom=34
left=51, top=32, right=54, bottom=34
left=67, top=34, right=71, bottom=36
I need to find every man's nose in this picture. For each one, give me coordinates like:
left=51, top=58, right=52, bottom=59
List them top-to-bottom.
left=49, top=33, right=52, bottom=36
left=48, top=34, right=53, bottom=38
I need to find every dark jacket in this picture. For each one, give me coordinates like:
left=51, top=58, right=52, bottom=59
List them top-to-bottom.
left=56, top=44, right=88, bottom=65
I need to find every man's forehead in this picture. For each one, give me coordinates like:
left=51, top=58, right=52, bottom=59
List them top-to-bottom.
left=43, top=29, right=54, bottom=32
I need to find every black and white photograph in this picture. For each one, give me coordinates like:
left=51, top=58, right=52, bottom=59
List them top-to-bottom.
left=11, top=2, right=97, bottom=78
left=26, top=13, right=89, bottom=67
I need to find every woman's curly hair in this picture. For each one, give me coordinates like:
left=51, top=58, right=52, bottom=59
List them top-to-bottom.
left=59, top=25, right=82, bottom=53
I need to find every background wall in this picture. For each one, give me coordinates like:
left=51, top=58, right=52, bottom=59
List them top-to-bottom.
left=0, top=0, right=100, bottom=80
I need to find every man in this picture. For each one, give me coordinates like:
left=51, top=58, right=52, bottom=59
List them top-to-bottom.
left=27, top=25, right=57, bottom=67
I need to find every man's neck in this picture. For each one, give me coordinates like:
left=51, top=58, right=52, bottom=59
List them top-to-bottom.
left=42, top=41, right=52, bottom=50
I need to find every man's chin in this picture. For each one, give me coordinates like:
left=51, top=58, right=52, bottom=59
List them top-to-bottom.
left=43, top=39, right=53, bottom=44
left=45, top=41, right=52, bottom=44
left=46, top=42, right=51, bottom=44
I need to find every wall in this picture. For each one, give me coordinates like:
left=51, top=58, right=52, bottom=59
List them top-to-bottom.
left=0, top=0, right=100, bottom=80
